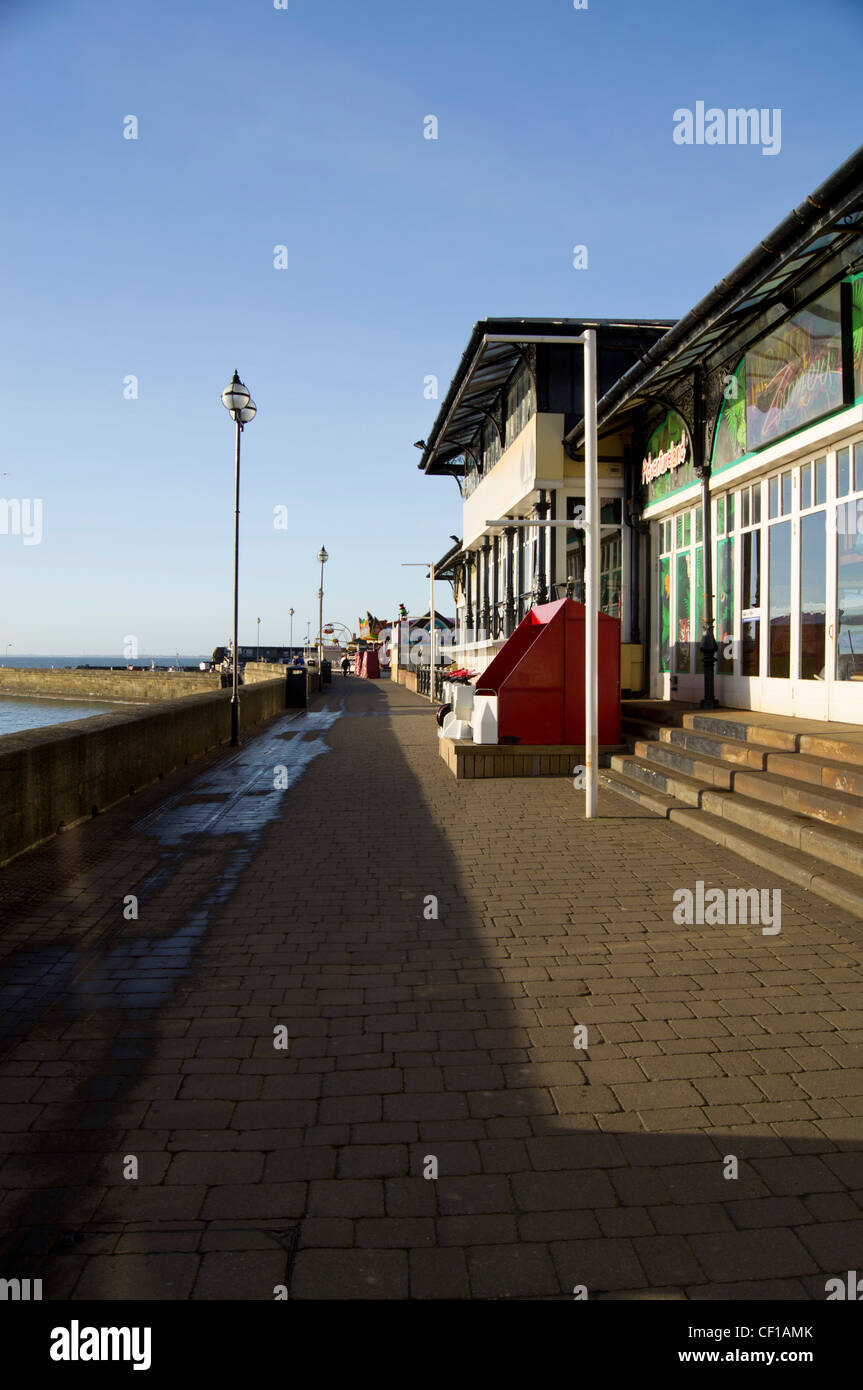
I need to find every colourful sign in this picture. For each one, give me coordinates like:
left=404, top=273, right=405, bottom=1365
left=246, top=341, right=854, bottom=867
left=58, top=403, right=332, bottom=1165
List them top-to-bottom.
left=641, top=411, right=697, bottom=503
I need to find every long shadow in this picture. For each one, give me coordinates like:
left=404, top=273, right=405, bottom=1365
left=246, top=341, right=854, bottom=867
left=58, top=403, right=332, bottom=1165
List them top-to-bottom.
left=0, top=677, right=861, bottom=1299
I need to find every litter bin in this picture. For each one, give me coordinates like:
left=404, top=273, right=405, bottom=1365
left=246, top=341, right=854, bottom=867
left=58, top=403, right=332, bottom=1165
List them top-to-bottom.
left=321, top=659, right=332, bottom=685
left=286, top=668, right=307, bottom=708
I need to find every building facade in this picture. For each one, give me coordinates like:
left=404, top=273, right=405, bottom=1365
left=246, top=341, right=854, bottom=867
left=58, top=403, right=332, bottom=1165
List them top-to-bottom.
left=419, top=146, right=863, bottom=722
left=416, top=318, right=673, bottom=689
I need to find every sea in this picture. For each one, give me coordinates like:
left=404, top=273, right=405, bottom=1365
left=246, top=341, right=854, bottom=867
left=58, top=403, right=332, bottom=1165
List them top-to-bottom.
left=0, top=656, right=211, bottom=737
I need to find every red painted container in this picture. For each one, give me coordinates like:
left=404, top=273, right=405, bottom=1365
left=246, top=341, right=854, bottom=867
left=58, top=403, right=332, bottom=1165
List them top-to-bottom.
left=476, top=598, right=620, bottom=745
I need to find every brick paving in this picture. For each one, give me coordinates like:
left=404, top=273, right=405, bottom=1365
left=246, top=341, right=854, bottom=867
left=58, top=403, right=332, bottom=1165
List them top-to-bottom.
left=0, top=677, right=862, bottom=1300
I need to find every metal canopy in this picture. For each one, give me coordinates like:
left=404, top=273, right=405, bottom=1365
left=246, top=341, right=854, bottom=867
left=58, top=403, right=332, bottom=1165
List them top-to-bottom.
left=566, top=143, right=863, bottom=448
left=418, top=318, right=673, bottom=477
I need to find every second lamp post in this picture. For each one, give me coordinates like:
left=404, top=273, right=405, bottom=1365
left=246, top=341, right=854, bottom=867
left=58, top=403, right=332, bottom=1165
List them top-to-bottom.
left=221, top=370, right=256, bottom=747
left=317, top=546, right=328, bottom=679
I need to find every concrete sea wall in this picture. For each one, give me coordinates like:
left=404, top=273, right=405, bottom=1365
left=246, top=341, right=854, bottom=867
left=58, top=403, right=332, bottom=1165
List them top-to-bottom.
left=0, top=668, right=221, bottom=702
left=0, top=676, right=312, bottom=865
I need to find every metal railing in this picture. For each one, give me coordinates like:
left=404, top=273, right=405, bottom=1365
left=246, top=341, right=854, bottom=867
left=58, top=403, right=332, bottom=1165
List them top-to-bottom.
left=416, top=665, right=446, bottom=702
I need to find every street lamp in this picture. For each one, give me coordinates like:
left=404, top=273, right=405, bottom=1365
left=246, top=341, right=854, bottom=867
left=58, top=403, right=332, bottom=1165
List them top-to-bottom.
left=221, top=370, right=257, bottom=747
left=317, top=546, right=328, bottom=679
left=288, top=607, right=294, bottom=660
left=257, top=616, right=261, bottom=663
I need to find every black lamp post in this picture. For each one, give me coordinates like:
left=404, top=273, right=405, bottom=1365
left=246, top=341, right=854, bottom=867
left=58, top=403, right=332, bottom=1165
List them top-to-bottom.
left=221, top=370, right=256, bottom=746
left=317, top=546, right=328, bottom=678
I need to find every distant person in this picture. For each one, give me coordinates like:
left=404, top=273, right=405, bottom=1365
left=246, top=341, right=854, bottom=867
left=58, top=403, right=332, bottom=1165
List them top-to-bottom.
left=341, top=656, right=350, bottom=677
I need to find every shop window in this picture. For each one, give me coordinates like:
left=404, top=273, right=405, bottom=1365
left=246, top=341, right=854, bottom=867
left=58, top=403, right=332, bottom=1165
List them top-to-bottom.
left=505, top=368, right=533, bottom=446
left=856, top=443, right=863, bottom=493
left=838, top=447, right=851, bottom=497
left=815, top=456, right=827, bottom=504
left=801, top=461, right=812, bottom=511
left=742, top=488, right=751, bottom=528
left=717, top=497, right=726, bottom=536
left=837, top=499, right=863, bottom=679
left=800, top=511, right=827, bottom=679
left=768, top=520, right=791, bottom=678
left=741, top=524, right=761, bottom=678
left=717, top=536, right=735, bottom=674
left=695, top=545, right=704, bottom=673
left=676, top=550, right=692, bottom=673
left=659, top=556, right=671, bottom=673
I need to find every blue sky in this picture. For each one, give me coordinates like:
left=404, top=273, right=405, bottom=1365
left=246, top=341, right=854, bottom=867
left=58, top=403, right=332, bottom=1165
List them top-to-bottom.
left=0, top=0, right=859, bottom=654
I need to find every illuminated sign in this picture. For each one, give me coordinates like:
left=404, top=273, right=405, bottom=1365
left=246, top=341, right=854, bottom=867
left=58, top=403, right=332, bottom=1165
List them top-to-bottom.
left=642, top=436, right=687, bottom=486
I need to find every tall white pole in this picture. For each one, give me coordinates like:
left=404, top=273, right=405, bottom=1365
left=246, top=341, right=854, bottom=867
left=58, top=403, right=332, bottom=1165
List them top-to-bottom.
left=583, top=328, right=599, bottom=819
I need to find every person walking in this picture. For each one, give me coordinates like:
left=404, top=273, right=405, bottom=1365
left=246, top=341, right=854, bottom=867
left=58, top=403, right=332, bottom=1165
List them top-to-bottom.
left=341, top=655, right=350, bottom=677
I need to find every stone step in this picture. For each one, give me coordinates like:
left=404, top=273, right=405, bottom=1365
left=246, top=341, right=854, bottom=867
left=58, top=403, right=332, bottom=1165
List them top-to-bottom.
left=680, top=710, right=863, bottom=768
left=683, top=711, right=799, bottom=752
left=621, top=715, right=674, bottom=743
left=638, top=721, right=863, bottom=800
left=660, top=725, right=775, bottom=769
left=634, top=736, right=863, bottom=830
left=632, top=738, right=734, bottom=789
left=764, top=751, right=863, bottom=799
left=610, top=754, right=708, bottom=807
left=612, top=754, right=863, bottom=880
left=597, top=767, right=690, bottom=818
left=724, top=767, right=863, bottom=835
left=599, top=769, right=863, bottom=919
left=698, top=786, right=863, bottom=880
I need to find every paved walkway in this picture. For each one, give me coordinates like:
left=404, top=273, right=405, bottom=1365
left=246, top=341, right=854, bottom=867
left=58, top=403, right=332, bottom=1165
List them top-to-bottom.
left=0, top=678, right=861, bottom=1300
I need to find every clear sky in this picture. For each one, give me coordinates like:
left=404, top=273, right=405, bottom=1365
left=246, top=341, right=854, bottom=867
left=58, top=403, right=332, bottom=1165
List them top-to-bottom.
left=0, top=0, right=859, bottom=653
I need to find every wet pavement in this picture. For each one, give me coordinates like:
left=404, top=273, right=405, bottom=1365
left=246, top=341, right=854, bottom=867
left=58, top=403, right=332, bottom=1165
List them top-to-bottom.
left=0, top=678, right=862, bottom=1300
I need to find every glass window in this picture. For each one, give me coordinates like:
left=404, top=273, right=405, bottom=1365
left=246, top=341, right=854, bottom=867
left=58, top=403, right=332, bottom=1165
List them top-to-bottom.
left=856, top=442, right=863, bottom=493
left=838, top=447, right=851, bottom=498
left=815, top=456, right=827, bottom=504
left=801, top=461, right=812, bottom=511
left=781, top=471, right=792, bottom=515
left=769, top=475, right=780, bottom=519
left=751, top=484, right=761, bottom=525
left=742, top=488, right=750, bottom=528
left=728, top=492, right=736, bottom=530
left=717, top=496, right=726, bottom=536
left=837, top=500, right=863, bottom=679
left=696, top=507, right=703, bottom=543
left=800, top=511, right=826, bottom=680
left=683, top=512, right=692, bottom=546
left=676, top=514, right=684, bottom=549
left=768, top=520, right=791, bottom=678
left=742, top=530, right=761, bottom=610
left=717, top=537, right=735, bottom=674
left=695, top=546, right=704, bottom=673
left=676, top=550, right=692, bottom=673
left=659, top=555, right=671, bottom=673
left=742, top=619, right=760, bottom=676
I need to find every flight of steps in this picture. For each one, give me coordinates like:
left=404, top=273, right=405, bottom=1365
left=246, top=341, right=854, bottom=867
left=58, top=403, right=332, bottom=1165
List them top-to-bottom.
left=599, top=702, right=863, bottom=919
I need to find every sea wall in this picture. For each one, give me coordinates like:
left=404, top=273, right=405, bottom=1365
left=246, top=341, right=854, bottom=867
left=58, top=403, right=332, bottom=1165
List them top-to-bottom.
left=0, top=668, right=221, bottom=702
left=0, top=677, right=292, bottom=865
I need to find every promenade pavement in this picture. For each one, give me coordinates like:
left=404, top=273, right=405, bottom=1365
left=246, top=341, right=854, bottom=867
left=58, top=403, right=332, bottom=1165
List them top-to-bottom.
left=0, top=677, right=861, bottom=1300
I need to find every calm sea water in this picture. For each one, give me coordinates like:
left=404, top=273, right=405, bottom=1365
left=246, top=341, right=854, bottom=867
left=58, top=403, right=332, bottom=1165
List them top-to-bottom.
left=0, top=655, right=209, bottom=669
left=0, top=655, right=211, bottom=736
left=0, top=696, right=119, bottom=736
